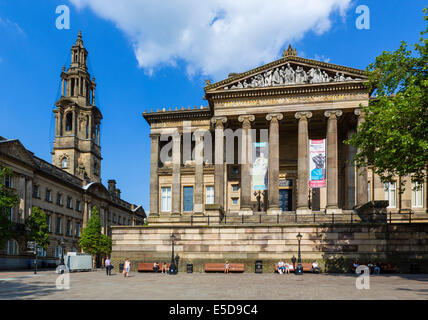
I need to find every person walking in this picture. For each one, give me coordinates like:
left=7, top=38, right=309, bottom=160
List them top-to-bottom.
left=105, top=256, right=112, bottom=276
left=124, top=258, right=131, bottom=277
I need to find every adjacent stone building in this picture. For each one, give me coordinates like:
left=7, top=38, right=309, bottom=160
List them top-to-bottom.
left=0, top=32, right=146, bottom=270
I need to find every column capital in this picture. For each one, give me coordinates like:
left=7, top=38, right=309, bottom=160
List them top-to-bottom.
left=354, top=108, right=364, bottom=116
left=324, top=110, right=343, bottom=118
left=295, top=111, right=312, bottom=120
left=266, top=113, right=283, bottom=122
left=238, top=114, right=255, bottom=123
left=210, top=116, right=227, bottom=126
left=149, top=133, right=160, bottom=138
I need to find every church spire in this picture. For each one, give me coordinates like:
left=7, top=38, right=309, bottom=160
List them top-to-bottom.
left=70, top=30, right=88, bottom=70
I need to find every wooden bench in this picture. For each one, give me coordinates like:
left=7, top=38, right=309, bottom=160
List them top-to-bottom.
left=138, top=262, right=170, bottom=272
left=204, top=263, right=244, bottom=272
left=275, top=263, right=316, bottom=273
left=379, top=263, right=396, bottom=274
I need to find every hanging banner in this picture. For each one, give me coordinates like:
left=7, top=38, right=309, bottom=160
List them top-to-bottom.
left=309, top=139, right=326, bottom=188
left=252, top=142, right=268, bottom=190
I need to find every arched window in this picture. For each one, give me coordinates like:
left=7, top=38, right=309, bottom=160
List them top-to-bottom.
left=65, top=113, right=73, bottom=131
left=85, top=115, right=89, bottom=138
left=61, top=157, right=69, bottom=168
left=6, top=239, right=19, bottom=255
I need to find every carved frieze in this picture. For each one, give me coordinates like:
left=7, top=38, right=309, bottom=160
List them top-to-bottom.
left=223, top=63, right=361, bottom=90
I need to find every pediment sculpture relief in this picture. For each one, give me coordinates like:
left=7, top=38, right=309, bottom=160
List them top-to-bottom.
left=223, top=63, right=360, bottom=90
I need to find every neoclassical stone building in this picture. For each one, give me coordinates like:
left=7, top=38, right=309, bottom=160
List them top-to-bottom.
left=0, top=32, right=145, bottom=270
left=143, top=46, right=427, bottom=222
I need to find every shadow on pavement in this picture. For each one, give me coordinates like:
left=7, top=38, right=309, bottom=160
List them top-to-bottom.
left=0, top=280, right=57, bottom=299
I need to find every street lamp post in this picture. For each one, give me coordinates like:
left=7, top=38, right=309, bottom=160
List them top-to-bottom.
left=295, top=232, right=303, bottom=275
left=169, top=233, right=177, bottom=275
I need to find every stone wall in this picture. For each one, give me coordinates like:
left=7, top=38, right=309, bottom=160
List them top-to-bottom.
left=111, top=223, right=428, bottom=273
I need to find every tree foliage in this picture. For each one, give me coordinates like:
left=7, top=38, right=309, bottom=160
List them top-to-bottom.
left=346, top=7, right=428, bottom=191
left=0, top=167, right=19, bottom=248
left=25, top=206, right=50, bottom=250
left=78, top=206, right=112, bottom=258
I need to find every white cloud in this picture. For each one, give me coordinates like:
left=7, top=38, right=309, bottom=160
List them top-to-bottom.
left=70, top=0, right=351, bottom=80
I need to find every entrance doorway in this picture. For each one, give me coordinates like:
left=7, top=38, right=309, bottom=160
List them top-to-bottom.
left=279, top=189, right=292, bottom=211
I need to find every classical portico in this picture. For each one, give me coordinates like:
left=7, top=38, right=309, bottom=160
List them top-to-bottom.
left=144, top=46, right=372, bottom=222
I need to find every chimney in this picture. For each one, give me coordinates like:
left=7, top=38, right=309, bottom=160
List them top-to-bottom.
left=108, top=180, right=116, bottom=193
left=116, top=189, right=121, bottom=199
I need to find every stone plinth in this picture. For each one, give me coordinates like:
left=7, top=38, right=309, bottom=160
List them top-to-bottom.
left=111, top=223, right=428, bottom=273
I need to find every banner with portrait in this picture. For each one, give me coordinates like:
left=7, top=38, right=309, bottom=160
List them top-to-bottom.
left=309, top=139, right=326, bottom=188
left=252, top=142, right=268, bottom=190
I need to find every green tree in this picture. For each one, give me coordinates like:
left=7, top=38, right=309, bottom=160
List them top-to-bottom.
left=346, top=7, right=428, bottom=193
left=0, top=167, right=19, bottom=248
left=25, top=206, right=50, bottom=250
left=78, top=206, right=112, bottom=267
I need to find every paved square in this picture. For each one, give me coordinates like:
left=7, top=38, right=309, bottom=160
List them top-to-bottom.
left=0, top=270, right=427, bottom=300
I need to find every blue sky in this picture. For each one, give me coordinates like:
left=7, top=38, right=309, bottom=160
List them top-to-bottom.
left=0, top=0, right=426, bottom=210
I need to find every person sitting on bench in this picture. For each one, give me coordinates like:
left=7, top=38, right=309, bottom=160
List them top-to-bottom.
left=277, top=259, right=286, bottom=274
left=312, top=261, right=321, bottom=273
left=153, top=262, right=160, bottom=272
left=161, top=262, right=168, bottom=274
left=287, top=262, right=294, bottom=273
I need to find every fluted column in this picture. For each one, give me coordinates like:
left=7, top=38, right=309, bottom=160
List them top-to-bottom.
left=354, top=108, right=368, bottom=206
left=324, top=110, right=343, bottom=214
left=295, top=111, right=312, bottom=214
left=266, top=113, right=283, bottom=215
left=238, top=114, right=255, bottom=215
left=211, top=117, right=227, bottom=209
left=194, top=130, right=204, bottom=215
left=171, top=131, right=181, bottom=215
left=149, top=133, right=160, bottom=216
left=25, top=177, right=32, bottom=220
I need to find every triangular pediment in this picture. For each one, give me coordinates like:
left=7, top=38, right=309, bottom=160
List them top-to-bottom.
left=204, top=52, right=367, bottom=92
left=0, top=139, right=36, bottom=168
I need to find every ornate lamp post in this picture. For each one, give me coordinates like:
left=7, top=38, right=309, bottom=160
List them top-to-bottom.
left=295, top=232, right=303, bottom=275
left=169, top=233, right=177, bottom=275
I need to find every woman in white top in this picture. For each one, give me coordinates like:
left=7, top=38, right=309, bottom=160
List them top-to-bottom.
left=124, top=258, right=131, bottom=277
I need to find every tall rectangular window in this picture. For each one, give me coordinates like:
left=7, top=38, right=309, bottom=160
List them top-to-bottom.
left=4, top=175, right=12, bottom=188
left=367, top=181, right=371, bottom=201
left=384, top=182, right=396, bottom=208
left=412, top=182, right=424, bottom=208
left=183, top=186, right=194, bottom=212
left=206, top=186, right=214, bottom=204
left=161, top=187, right=172, bottom=212
left=46, top=215, right=51, bottom=232
left=56, top=217, right=62, bottom=234
left=66, top=220, right=71, bottom=236
left=75, top=223, right=80, bottom=237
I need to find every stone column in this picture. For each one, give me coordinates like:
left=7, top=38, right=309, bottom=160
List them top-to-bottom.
left=61, top=78, right=65, bottom=96
left=354, top=108, right=368, bottom=206
left=324, top=110, right=343, bottom=214
left=295, top=111, right=312, bottom=214
left=266, top=113, right=283, bottom=215
left=238, top=115, right=255, bottom=215
left=211, top=117, right=227, bottom=209
left=194, top=130, right=204, bottom=215
left=171, top=131, right=181, bottom=215
left=149, top=134, right=160, bottom=216
left=18, top=175, right=26, bottom=223
left=25, top=178, right=32, bottom=219
left=83, top=198, right=90, bottom=227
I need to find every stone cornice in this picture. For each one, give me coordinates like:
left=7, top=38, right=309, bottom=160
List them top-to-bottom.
left=206, top=81, right=367, bottom=101
left=142, top=108, right=212, bottom=124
